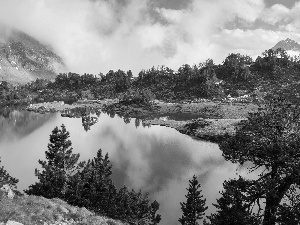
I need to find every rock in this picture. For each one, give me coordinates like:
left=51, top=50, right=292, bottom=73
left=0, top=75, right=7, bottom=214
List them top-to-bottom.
left=0, top=184, right=15, bottom=199
left=57, top=205, right=69, bottom=214
left=78, top=207, right=93, bottom=216
left=6, top=221, right=24, bottom=225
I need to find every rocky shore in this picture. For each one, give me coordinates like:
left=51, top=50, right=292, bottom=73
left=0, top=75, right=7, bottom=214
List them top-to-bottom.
left=24, top=100, right=257, bottom=143
left=141, top=117, right=243, bottom=143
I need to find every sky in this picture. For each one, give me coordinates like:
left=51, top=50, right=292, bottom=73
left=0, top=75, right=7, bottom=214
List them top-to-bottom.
left=0, top=0, right=300, bottom=75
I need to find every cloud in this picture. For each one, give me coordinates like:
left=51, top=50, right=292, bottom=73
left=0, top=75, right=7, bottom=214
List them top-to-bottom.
left=0, top=0, right=299, bottom=75
left=152, top=0, right=266, bottom=65
left=284, top=2, right=300, bottom=32
left=261, top=4, right=290, bottom=25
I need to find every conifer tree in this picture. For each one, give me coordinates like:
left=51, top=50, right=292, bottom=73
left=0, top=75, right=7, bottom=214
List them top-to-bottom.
left=219, top=97, right=300, bottom=225
left=25, top=124, right=80, bottom=199
left=70, top=149, right=117, bottom=216
left=0, top=157, right=18, bottom=188
left=179, top=175, right=208, bottom=225
left=204, top=178, right=261, bottom=225
left=112, top=185, right=161, bottom=224
left=149, top=200, right=162, bottom=225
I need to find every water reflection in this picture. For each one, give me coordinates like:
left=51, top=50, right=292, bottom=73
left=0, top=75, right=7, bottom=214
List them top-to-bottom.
left=0, top=107, right=55, bottom=142
left=61, top=107, right=101, bottom=131
left=0, top=110, right=244, bottom=225
left=135, top=118, right=141, bottom=128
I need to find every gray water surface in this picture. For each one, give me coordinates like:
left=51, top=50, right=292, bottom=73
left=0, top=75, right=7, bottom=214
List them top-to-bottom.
left=0, top=109, right=244, bottom=225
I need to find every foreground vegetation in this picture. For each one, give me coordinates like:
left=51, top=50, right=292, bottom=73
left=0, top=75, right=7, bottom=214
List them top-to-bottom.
left=21, top=124, right=160, bottom=225
left=0, top=194, right=125, bottom=225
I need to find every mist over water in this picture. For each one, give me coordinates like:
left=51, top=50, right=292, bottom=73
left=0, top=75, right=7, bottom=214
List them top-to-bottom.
left=0, top=110, right=244, bottom=225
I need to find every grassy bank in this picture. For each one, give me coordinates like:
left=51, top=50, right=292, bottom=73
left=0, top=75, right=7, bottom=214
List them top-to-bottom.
left=0, top=193, right=125, bottom=225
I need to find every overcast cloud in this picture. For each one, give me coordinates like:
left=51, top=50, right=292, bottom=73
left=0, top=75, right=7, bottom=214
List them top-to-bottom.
left=0, top=0, right=299, bottom=75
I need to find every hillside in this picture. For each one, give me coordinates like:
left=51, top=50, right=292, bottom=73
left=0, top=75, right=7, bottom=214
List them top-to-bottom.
left=0, top=25, right=65, bottom=84
left=271, top=38, right=300, bottom=57
left=272, top=38, right=300, bottom=51
left=0, top=188, right=125, bottom=225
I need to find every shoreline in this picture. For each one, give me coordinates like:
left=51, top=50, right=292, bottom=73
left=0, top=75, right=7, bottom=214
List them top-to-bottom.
left=24, top=100, right=254, bottom=143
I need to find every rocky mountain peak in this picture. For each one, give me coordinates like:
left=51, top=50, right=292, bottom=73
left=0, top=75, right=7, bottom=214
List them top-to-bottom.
left=0, top=25, right=66, bottom=84
left=272, top=38, right=300, bottom=51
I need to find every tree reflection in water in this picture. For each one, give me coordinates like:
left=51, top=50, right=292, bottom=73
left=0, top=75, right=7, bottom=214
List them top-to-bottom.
left=60, top=106, right=156, bottom=131
left=61, top=107, right=101, bottom=132
left=82, top=115, right=98, bottom=131
left=123, top=116, right=131, bottom=124
left=135, top=118, right=140, bottom=128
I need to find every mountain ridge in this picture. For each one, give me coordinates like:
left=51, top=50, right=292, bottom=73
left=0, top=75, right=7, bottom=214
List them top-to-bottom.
left=0, top=25, right=66, bottom=84
left=271, top=38, right=300, bottom=51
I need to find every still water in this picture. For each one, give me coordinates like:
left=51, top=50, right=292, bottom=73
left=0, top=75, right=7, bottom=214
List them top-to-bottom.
left=0, top=109, right=246, bottom=225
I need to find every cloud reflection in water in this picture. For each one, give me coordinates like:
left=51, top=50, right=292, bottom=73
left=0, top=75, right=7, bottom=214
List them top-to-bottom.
left=0, top=111, right=242, bottom=225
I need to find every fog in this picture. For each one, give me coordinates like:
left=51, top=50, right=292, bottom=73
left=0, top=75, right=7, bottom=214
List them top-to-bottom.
left=0, top=0, right=299, bottom=75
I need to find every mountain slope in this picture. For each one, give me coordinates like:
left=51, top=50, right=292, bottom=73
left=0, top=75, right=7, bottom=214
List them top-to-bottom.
left=0, top=25, right=66, bottom=84
left=272, top=38, right=300, bottom=57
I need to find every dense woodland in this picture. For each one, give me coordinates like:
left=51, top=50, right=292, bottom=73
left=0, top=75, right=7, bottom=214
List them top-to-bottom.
left=2, top=48, right=300, bottom=106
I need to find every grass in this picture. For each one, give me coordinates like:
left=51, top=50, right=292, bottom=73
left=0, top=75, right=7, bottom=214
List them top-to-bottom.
left=0, top=192, right=125, bottom=225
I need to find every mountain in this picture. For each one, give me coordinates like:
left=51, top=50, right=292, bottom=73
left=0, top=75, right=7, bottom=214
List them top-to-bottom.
left=0, top=25, right=66, bottom=84
left=272, top=38, right=300, bottom=57
left=272, top=38, right=300, bottom=51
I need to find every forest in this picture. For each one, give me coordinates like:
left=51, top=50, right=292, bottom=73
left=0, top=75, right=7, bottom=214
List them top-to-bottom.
left=1, top=47, right=300, bottom=107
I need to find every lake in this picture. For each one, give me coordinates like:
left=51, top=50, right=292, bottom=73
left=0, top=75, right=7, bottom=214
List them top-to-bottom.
left=0, top=108, right=248, bottom=225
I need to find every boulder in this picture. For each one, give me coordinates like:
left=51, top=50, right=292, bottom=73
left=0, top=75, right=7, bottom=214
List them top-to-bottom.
left=0, top=184, right=15, bottom=199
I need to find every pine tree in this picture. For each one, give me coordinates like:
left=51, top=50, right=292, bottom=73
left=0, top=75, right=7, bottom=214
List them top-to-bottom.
left=219, top=97, right=300, bottom=225
left=25, top=124, right=80, bottom=199
left=66, top=149, right=119, bottom=217
left=74, top=149, right=117, bottom=215
left=0, top=157, right=18, bottom=188
left=179, top=175, right=208, bottom=225
left=204, top=178, right=261, bottom=225
left=112, top=185, right=161, bottom=224
left=149, top=200, right=162, bottom=225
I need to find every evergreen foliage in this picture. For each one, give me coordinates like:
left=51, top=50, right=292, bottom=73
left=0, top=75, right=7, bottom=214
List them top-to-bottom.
left=219, top=97, right=300, bottom=225
left=24, top=124, right=80, bottom=199
left=25, top=125, right=161, bottom=224
left=67, top=149, right=117, bottom=216
left=0, top=157, right=18, bottom=188
left=179, top=175, right=207, bottom=225
left=204, top=178, right=261, bottom=225
left=113, top=186, right=161, bottom=224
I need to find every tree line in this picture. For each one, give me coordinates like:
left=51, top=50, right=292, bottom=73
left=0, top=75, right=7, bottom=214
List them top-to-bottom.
left=3, top=47, right=300, bottom=106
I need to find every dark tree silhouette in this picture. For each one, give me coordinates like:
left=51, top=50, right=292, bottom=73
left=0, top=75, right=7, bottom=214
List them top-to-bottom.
left=219, top=98, right=300, bottom=225
left=25, top=124, right=80, bottom=199
left=68, top=149, right=117, bottom=216
left=0, top=157, right=18, bottom=188
left=179, top=175, right=207, bottom=225
left=204, top=177, right=261, bottom=225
